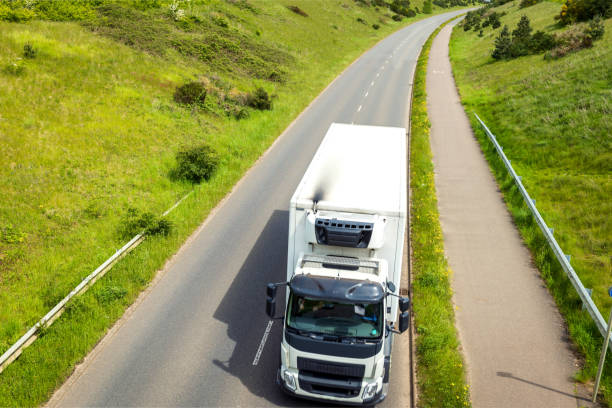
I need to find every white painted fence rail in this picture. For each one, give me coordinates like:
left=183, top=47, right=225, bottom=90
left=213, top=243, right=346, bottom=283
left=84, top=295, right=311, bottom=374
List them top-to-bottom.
left=474, top=113, right=611, bottom=353
left=0, top=190, right=193, bottom=374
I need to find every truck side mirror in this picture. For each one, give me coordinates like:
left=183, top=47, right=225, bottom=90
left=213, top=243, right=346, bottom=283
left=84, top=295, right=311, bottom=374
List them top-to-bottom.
left=387, top=281, right=396, bottom=293
left=266, top=283, right=277, bottom=318
left=266, top=283, right=277, bottom=298
left=266, top=296, right=276, bottom=318
left=399, top=297, right=410, bottom=312
left=398, top=311, right=410, bottom=333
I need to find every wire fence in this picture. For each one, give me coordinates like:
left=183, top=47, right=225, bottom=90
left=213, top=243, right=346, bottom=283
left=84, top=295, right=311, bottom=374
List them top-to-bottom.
left=474, top=113, right=611, bottom=353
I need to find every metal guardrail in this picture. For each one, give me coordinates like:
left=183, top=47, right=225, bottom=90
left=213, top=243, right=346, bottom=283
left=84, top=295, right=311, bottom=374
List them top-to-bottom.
left=474, top=113, right=611, bottom=353
left=0, top=190, right=193, bottom=374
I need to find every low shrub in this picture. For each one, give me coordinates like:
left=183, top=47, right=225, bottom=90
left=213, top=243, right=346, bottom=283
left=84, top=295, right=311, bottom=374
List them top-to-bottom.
left=33, top=0, right=97, bottom=21
left=390, top=0, right=413, bottom=17
left=519, top=0, right=542, bottom=8
left=0, top=4, right=35, bottom=22
left=287, top=5, right=308, bottom=17
left=463, top=10, right=482, bottom=31
left=392, top=13, right=403, bottom=21
left=585, top=15, right=605, bottom=41
left=357, top=17, right=367, bottom=24
left=372, top=23, right=380, bottom=29
left=545, top=23, right=596, bottom=58
left=529, top=30, right=556, bottom=52
left=23, top=43, right=37, bottom=59
left=3, top=59, right=26, bottom=76
left=173, top=81, right=206, bottom=106
left=246, top=87, right=272, bottom=110
left=224, top=104, right=250, bottom=119
left=173, top=143, right=219, bottom=183
left=118, top=207, right=173, bottom=239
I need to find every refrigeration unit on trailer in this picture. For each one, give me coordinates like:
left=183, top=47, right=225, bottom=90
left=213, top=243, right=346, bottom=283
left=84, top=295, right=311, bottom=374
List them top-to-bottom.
left=265, top=123, right=410, bottom=405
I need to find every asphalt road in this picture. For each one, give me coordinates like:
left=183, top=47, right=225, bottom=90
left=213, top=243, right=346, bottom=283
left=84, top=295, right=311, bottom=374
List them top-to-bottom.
left=49, top=10, right=467, bottom=407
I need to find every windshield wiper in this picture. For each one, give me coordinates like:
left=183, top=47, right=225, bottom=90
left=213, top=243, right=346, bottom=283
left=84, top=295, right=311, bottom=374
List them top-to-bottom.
left=286, top=326, right=339, bottom=341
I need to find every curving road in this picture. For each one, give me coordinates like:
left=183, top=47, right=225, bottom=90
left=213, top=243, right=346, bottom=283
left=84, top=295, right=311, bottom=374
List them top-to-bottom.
left=49, top=10, right=467, bottom=407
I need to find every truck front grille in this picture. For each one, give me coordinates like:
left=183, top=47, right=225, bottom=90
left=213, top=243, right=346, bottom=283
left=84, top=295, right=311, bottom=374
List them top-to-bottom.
left=297, top=357, right=365, bottom=398
left=297, top=357, right=365, bottom=377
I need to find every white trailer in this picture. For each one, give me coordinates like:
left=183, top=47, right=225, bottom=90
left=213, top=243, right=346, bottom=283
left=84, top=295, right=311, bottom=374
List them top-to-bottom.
left=266, top=123, right=410, bottom=405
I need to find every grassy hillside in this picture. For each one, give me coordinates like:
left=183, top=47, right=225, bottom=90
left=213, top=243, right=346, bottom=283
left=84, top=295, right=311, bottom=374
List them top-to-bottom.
left=0, top=0, right=472, bottom=405
left=449, top=1, right=611, bottom=403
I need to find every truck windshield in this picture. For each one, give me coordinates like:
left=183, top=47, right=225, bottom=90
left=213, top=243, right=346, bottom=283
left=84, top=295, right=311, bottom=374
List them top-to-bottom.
left=286, top=294, right=383, bottom=339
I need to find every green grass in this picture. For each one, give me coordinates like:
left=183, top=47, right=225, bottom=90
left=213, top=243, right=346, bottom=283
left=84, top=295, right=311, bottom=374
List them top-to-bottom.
left=0, top=1, right=471, bottom=406
left=449, top=1, right=612, bottom=404
left=410, top=17, right=471, bottom=408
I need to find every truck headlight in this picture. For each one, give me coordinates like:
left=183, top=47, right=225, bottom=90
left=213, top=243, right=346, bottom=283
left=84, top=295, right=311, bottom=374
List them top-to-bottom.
left=283, top=369, right=297, bottom=392
left=363, top=382, right=378, bottom=400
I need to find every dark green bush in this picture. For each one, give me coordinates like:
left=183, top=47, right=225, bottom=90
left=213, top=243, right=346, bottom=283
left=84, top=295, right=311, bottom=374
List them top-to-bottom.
left=390, top=0, right=413, bottom=17
left=519, top=0, right=542, bottom=8
left=558, top=0, right=611, bottom=24
left=463, top=10, right=482, bottom=31
left=392, top=13, right=403, bottom=21
left=585, top=15, right=605, bottom=41
left=492, top=16, right=558, bottom=59
left=357, top=17, right=367, bottom=24
left=372, top=23, right=380, bottom=29
left=529, top=30, right=556, bottom=52
left=23, top=43, right=37, bottom=59
left=173, top=81, right=207, bottom=106
left=246, top=87, right=272, bottom=110
left=174, top=143, right=219, bottom=183
left=118, top=207, right=173, bottom=239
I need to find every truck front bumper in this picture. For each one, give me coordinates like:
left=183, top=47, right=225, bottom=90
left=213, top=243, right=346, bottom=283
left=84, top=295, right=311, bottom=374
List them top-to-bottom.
left=277, top=368, right=386, bottom=406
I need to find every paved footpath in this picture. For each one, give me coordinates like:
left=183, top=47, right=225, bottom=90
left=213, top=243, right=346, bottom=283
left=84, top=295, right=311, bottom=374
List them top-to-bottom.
left=426, top=21, right=595, bottom=408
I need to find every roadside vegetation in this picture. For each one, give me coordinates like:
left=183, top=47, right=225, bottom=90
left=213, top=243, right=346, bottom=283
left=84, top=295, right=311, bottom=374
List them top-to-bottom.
left=0, top=0, right=475, bottom=405
left=450, top=0, right=611, bottom=404
left=410, top=17, right=471, bottom=408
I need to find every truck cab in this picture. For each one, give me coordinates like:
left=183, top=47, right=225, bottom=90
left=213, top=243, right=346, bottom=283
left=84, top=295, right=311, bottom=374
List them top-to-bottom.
left=266, top=123, right=409, bottom=405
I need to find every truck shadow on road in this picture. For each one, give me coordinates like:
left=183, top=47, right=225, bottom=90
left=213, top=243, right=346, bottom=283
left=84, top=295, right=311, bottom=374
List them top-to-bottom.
left=209, top=210, right=315, bottom=406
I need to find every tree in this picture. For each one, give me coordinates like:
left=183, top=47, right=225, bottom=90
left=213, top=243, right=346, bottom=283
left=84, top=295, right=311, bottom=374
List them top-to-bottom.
left=510, top=15, right=532, bottom=56
left=492, top=25, right=512, bottom=59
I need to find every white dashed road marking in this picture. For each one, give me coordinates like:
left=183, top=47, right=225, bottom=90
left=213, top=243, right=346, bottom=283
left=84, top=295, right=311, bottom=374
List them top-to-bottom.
left=357, top=105, right=362, bottom=112
left=252, top=320, right=274, bottom=366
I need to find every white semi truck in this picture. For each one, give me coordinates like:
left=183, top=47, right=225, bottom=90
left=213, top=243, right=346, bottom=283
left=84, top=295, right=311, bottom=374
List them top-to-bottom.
left=266, top=123, right=410, bottom=405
